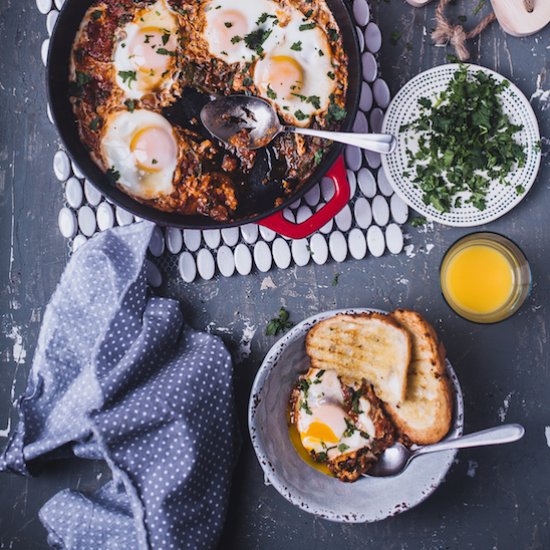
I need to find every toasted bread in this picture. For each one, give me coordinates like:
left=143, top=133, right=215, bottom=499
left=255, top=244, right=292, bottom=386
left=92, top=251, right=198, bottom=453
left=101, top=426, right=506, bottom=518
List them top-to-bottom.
left=387, top=309, right=453, bottom=445
left=305, top=313, right=411, bottom=405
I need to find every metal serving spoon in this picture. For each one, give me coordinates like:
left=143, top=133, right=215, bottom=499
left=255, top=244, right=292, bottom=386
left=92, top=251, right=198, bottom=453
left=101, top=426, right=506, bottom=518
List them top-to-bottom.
left=200, top=95, right=397, bottom=154
left=367, top=423, right=525, bottom=478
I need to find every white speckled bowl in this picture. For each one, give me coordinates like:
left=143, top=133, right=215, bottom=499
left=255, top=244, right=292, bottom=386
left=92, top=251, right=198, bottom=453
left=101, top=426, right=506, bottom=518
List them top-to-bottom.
left=248, top=308, right=464, bottom=522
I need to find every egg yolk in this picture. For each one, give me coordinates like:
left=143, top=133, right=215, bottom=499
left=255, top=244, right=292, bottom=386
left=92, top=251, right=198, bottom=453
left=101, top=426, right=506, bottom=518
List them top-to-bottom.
left=207, top=9, right=249, bottom=54
left=128, top=27, right=176, bottom=74
left=257, top=55, right=304, bottom=99
left=130, top=126, right=177, bottom=173
left=299, top=403, right=347, bottom=451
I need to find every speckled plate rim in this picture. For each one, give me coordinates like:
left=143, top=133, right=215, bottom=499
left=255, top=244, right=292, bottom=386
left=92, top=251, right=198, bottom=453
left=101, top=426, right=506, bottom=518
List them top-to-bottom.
left=380, top=63, right=542, bottom=228
left=248, top=307, right=464, bottom=523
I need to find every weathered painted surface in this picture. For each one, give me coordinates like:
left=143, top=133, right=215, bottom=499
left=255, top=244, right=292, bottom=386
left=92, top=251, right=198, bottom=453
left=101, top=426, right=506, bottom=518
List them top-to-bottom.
left=0, top=0, right=549, bottom=548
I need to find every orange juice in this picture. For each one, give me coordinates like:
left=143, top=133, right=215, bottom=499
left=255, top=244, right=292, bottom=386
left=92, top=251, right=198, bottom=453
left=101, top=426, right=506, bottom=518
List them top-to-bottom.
left=440, top=233, right=531, bottom=323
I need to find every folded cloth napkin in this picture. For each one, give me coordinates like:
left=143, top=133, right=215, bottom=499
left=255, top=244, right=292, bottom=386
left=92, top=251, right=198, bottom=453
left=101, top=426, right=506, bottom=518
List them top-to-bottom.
left=0, top=221, right=239, bottom=549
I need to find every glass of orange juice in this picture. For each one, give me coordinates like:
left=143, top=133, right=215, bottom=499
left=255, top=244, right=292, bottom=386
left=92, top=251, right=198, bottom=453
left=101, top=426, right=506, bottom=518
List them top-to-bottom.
left=440, top=232, right=531, bottom=323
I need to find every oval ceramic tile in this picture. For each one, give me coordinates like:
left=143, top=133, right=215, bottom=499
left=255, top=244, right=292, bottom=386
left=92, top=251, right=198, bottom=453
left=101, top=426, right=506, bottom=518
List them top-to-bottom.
left=36, top=0, right=52, bottom=15
left=54, top=0, right=65, bottom=9
left=353, top=0, right=370, bottom=26
left=46, top=10, right=58, bottom=35
left=364, top=22, right=382, bottom=53
left=355, top=26, right=365, bottom=52
left=41, top=39, right=49, bottom=66
left=362, top=52, right=377, bottom=83
left=373, top=79, right=391, bottom=109
left=359, top=81, right=373, bottom=112
left=47, top=104, right=54, bottom=124
left=370, top=107, right=384, bottom=134
left=353, top=111, right=369, bottom=134
left=345, top=145, right=362, bottom=172
left=53, top=150, right=71, bottom=181
left=364, top=150, right=381, bottom=169
left=71, top=160, right=84, bottom=179
left=357, top=167, right=376, bottom=198
left=377, top=167, right=394, bottom=197
left=346, top=169, right=357, bottom=197
left=65, top=177, right=83, bottom=209
left=320, top=177, right=335, bottom=202
left=84, top=179, right=102, bottom=206
left=304, top=184, right=321, bottom=207
left=390, top=193, right=409, bottom=224
left=372, top=195, right=390, bottom=226
left=354, top=197, right=372, bottom=229
left=289, top=198, right=301, bottom=210
left=96, top=202, right=114, bottom=231
left=316, top=203, right=334, bottom=234
left=296, top=205, right=312, bottom=224
left=335, top=205, right=352, bottom=232
left=77, top=206, right=96, bottom=237
left=115, top=206, right=134, bottom=226
left=58, top=207, right=76, bottom=239
left=283, top=208, right=295, bottom=223
left=241, top=223, right=259, bottom=244
left=386, top=223, right=404, bottom=254
left=259, top=225, right=276, bottom=242
left=366, top=225, right=385, bottom=257
left=149, top=226, right=165, bottom=257
left=221, top=226, right=239, bottom=247
left=165, top=227, right=183, bottom=254
left=203, top=228, right=221, bottom=249
left=348, top=228, right=367, bottom=260
left=184, top=229, right=201, bottom=252
left=329, top=231, right=348, bottom=263
left=309, top=233, right=328, bottom=265
left=72, top=234, right=87, bottom=253
left=272, top=238, right=291, bottom=269
left=291, top=239, right=310, bottom=267
left=254, top=241, right=272, bottom=273
left=234, top=243, right=253, bottom=275
left=217, top=245, right=236, bottom=277
left=197, top=249, right=215, bottom=280
left=178, top=251, right=196, bottom=283
left=146, top=260, right=162, bottom=288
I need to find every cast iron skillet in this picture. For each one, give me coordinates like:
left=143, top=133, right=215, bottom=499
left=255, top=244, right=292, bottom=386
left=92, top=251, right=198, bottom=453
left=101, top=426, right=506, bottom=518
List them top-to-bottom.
left=47, top=0, right=361, bottom=237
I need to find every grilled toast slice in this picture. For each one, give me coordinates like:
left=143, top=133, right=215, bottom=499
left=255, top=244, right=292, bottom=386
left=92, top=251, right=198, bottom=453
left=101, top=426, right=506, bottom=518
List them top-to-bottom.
left=387, top=309, right=453, bottom=445
left=305, top=313, right=411, bottom=404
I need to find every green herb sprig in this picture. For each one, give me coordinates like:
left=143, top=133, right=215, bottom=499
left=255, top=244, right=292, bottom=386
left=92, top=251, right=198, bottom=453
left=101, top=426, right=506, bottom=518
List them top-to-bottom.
left=265, top=307, right=293, bottom=336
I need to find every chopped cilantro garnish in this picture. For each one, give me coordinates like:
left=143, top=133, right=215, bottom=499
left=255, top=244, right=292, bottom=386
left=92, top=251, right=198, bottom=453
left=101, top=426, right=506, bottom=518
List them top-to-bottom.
left=91, top=9, right=102, bottom=20
left=256, top=12, right=277, bottom=25
left=224, top=21, right=233, bottom=28
left=299, top=22, right=316, bottom=31
left=244, top=28, right=272, bottom=55
left=327, top=28, right=339, bottom=42
left=162, top=32, right=170, bottom=45
left=231, top=35, right=242, bottom=44
left=290, top=41, right=302, bottom=51
left=156, top=48, right=176, bottom=56
left=118, top=70, right=137, bottom=88
left=327, top=71, right=335, bottom=80
left=242, top=75, right=253, bottom=86
left=266, top=84, right=277, bottom=99
left=124, top=99, right=136, bottom=112
left=294, top=110, right=307, bottom=121
left=89, top=116, right=102, bottom=131
left=314, top=150, right=323, bottom=165
left=106, top=167, right=120, bottom=184
left=409, top=216, right=427, bottom=228
left=331, top=273, right=339, bottom=286
left=265, top=307, right=293, bottom=336
left=338, top=443, right=349, bottom=452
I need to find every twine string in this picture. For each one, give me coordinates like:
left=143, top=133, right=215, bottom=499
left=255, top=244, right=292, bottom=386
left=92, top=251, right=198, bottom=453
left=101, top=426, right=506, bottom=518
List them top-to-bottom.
left=431, top=0, right=496, bottom=61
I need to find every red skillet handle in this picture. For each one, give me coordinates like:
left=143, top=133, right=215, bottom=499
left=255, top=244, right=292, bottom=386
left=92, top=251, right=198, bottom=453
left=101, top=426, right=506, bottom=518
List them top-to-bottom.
left=258, top=155, right=350, bottom=239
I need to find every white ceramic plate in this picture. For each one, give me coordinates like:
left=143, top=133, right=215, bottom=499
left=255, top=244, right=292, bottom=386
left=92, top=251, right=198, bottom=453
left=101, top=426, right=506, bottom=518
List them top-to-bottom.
left=381, top=64, right=541, bottom=227
left=248, top=308, right=464, bottom=523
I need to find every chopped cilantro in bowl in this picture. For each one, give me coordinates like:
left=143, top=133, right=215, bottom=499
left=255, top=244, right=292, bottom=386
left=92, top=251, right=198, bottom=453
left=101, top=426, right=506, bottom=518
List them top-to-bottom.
left=399, top=64, right=526, bottom=214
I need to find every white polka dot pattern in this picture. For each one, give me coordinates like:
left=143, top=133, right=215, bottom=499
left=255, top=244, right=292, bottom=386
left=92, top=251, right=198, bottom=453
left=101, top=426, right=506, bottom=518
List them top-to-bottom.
left=42, top=0, right=406, bottom=280
left=0, top=222, right=238, bottom=550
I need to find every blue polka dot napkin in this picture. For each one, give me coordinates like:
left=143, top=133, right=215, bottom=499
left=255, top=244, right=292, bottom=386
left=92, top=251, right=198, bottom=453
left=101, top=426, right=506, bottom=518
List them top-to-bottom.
left=1, top=221, right=239, bottom=549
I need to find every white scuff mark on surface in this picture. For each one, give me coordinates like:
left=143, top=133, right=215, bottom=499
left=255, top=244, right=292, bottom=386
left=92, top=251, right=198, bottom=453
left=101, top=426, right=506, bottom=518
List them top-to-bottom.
left=530, top=72, right=550, bottom=111
left=424, top=243, right=434, bottom=255
left=404, top=244, right=416, bottom=258
left=260, top=275, right=277, bottom=290
left=396, top=277, right=409, bottom=286
left=235, top=322, right=257, bottom=364
left=6, top=324, right=27, bottom=365
left=498, top=391, right=514, bottom=422
left=0, top=416, right=11, bottom=439
left=545, top=426, right=550, bottom=448
left=466, top=460, right=478, bottom=478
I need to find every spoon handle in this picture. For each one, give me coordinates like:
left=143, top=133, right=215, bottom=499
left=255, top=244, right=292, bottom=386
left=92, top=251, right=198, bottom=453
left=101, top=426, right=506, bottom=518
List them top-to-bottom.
left=289, top=127, right=397, bottom=154
left=413, top=424, right=525, bottom=458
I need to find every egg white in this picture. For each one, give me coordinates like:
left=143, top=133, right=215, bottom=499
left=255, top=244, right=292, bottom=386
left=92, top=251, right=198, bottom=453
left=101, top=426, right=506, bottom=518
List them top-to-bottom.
left=113, top=0, right=179, bottom=99
left=101, top=109, right=178, bottom=200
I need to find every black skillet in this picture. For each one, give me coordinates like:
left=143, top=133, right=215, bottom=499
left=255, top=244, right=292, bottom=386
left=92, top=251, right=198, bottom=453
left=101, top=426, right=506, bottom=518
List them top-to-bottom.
left=47, top=0, right=361, bottom=238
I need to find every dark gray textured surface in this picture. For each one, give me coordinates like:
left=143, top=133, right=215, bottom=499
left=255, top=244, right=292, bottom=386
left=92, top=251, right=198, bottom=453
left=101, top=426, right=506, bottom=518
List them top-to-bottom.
left=1, top=0, right=549, bottom=548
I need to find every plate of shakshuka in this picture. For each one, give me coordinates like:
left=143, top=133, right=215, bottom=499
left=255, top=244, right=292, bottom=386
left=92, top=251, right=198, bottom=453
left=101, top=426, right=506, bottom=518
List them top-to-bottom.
left=68, top=0, right=350, bottom=222
left=249, top=309, right=464, bottom=522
